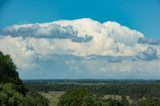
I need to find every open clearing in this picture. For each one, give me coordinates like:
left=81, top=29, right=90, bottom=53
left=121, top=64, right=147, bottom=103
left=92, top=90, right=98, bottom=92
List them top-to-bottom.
left=40, top=91, right=65, bottom=106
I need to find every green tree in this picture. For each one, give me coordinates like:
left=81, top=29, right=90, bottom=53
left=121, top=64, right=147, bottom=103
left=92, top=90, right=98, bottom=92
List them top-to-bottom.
left=0, top=51, right=49, bottom=106
left=0, top=52, right=27, bottom=95
left=0, top=83, right=24, bottom=106
left=0, top=83, right=49, bottom=106
left=58, top=88, right=101, bottom=106
left=102, top=98, right=123, bottom=106
left=139, top=98, right=160, bottom=106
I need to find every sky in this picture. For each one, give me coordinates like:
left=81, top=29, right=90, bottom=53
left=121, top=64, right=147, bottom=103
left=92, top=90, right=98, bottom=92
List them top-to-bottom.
left=0, top=0, right=160, bottom=79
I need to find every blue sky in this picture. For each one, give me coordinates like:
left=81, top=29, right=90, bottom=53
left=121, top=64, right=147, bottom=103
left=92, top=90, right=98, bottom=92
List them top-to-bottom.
left=0, top=0, right=160, bottom=79
left=0, top=0, right=160, bottom=38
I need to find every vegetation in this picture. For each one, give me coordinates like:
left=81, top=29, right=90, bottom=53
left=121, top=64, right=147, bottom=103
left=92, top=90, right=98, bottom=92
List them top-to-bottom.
left=0, top=51, right=49, bottom=106
left=0, top=52, right=26, bottom=95
left=25, top=80, right=160, bottom=106
left=25, top=81, right=160, bottom=98
left=0, top=83, right=49, bottom=106
left=58, top=88, right=100, bottom=106
left=57, top=89, right=137, bottom=106
left=139, top=98, right=160, bottom=106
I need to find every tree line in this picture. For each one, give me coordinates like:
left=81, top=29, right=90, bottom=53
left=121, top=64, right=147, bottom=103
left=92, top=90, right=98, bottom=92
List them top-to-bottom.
left=25, top=80, right=160, bottom=106
left=25, top=82, right=160, bottom=99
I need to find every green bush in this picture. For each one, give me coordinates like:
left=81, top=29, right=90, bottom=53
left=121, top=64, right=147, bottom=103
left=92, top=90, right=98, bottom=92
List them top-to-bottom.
left=0, top=83, right=49, bottom=106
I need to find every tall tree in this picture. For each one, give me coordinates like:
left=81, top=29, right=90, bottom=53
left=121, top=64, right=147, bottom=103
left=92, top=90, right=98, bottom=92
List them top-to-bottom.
left=0, top=51, right=26, bottom=95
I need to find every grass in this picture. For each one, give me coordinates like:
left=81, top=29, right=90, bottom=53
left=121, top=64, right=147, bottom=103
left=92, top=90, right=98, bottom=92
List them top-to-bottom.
left=40, top=91, right=65, bottom=106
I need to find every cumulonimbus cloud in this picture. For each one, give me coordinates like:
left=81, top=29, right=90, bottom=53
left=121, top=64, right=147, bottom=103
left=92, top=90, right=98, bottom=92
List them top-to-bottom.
left=0, top=18, right=160, bottom=78
left=0, top=18, right=146, bottom=57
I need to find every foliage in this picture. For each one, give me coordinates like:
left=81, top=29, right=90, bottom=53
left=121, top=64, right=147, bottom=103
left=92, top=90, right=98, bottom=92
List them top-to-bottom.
left=0, top=51, right=49, bottom=106
left=0, top=52, right=27, bottom=95
left=25, top=80, right=160, bottom=106
left=25, top=81, right=160, bottom=99
left=0, top=83, right=49, bottom=106
left=0, top=83, right=23, bottom=106
left=58, top=88, right=101, bottom=106
left=58, top=89, right=133, bottom=106
left=139, top=98, right=160, bottom=106
left=102, top=99, right=123, bottom=106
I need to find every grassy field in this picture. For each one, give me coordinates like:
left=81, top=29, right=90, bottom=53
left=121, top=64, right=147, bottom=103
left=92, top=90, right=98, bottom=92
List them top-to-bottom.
left=40, top=91, right=65, bottom=106
left=103, top=95, right=133, bottom=104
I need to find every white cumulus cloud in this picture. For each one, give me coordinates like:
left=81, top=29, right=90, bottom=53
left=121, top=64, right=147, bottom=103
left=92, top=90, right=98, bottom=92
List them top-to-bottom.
left=0, top=18, right=160, bottom=79
left=1, top=18, right=145, bottom=57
